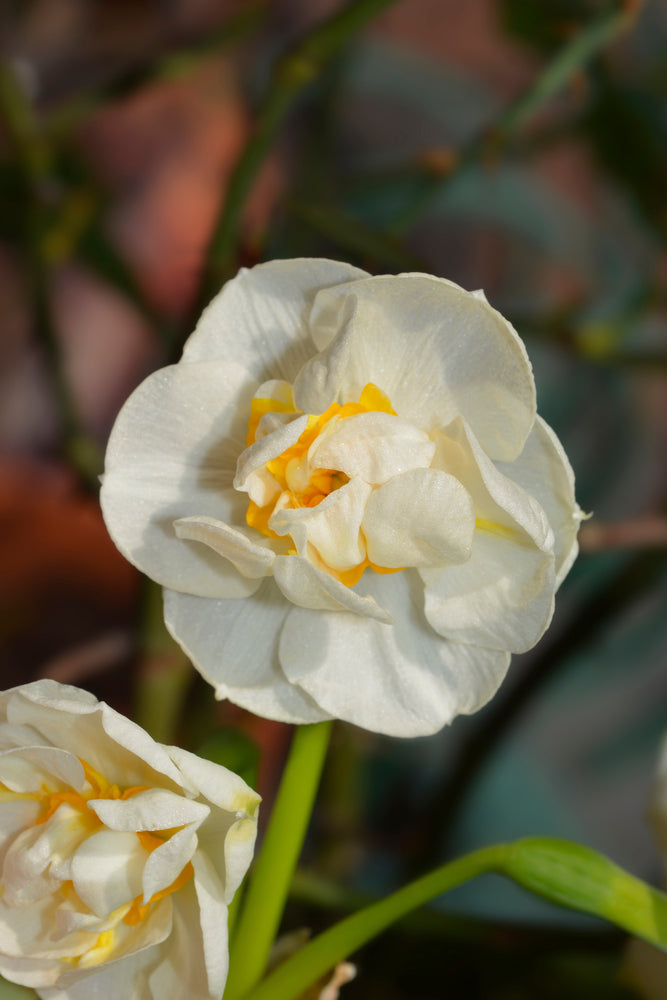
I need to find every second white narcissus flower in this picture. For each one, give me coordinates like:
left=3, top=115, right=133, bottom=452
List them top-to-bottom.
left=101, top=259, right=583, bottom=737
left=0, top=680, right=259, bottom=1000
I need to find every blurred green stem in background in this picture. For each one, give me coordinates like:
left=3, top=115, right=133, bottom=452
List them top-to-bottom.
left=194, top=0, right=398, bottom=315
left=385, top=0, right=641, bottom=235
left=0, top=61, right=102, bottom=489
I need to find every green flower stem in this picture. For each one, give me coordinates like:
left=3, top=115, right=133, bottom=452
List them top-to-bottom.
left=192, top=0, right=397, bottom=315
left=225, top=721, right=333, bottom=1000
left=242, top=837, right=667, bottom=1000
left=242, top=844, right=511, bottom=1000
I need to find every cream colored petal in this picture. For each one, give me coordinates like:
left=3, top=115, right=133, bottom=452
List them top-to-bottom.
left=183, top=258, right=368, bottom=381
left=305, top=273, right=536, bottom=460
left=101, top=360, right=259, bottom=598
left=309, top=411, right=435, bottom=485
left=233, top=414, right=309, bottom=492
left=496, top=415, right=582, bottom=587
left=433, top=417, right=554, bottom=551
left=363, top=468, right=475, bottom=568
left=269, top=478, right=372, bottom=571
left=174, top=516, right=276, bottom=579
left=422, top=531, right=556, bottom=653
left=273, top=554, right=393, bottom=623
left=279, top=570, right=511, bottom=737
left=163, top=585, right=330, bottom=725
left=165, top=746, right=260, bottom=818
left=90, top=789, right=209, bottom=833
left=70, top=829, right=148, bottom=917
left=147, top=881, right=220, bottom=1000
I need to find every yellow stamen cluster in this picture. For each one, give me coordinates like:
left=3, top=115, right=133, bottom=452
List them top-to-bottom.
left=245, top=383, right=403, bottom=586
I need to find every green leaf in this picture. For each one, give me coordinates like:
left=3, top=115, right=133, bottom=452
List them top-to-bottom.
left=196, top=728, right=261, bottom=790
left=505, top=838, right=667, bottom=948
left=0, top=977, right=36, bottom=999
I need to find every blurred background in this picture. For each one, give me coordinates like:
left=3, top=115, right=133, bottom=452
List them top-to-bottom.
left=1, top=1, right=666, bottom=997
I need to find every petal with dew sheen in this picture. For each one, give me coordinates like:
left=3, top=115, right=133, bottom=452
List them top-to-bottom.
left=183, top=258, right=369, bottom=381
left=305, top=273, right=536, bottom=461
left=100, top=361, right=259, bottom=599
left=308, top=411, right=436, bottom=485
left=496, top=415, right=582, bottom=587
left=363, top=468, right=475, bottom=568
left=269, top=478, right=372, bottom=571
left=174, top=516, right=276, bottom=579
left=422, top=529, right=556, bottom=653
left=273, top=554, right=393, bottom=622
left=279, top=570, right=511, bottom=737
left=163, top=584, right=330, bottom=725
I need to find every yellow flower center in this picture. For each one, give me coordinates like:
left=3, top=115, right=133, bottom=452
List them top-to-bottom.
left=245, top=383, right=403, bottom=586
left=0, top=757, right=193, bottom=966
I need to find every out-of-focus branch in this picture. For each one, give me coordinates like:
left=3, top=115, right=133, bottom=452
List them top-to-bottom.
left=191, top=0, right=398, bottom=318
left=0, top=61, right=102, bottom=489
left=580, top=516, right=667, bottom=552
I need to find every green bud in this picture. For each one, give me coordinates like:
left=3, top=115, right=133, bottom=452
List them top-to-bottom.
left=504, top=838, right=667, bottom=951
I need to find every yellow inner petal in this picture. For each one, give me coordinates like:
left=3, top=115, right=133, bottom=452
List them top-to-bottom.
left=244, top=383, right=403, bottom=583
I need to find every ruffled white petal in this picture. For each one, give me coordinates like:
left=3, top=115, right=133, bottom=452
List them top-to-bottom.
left=183, top=258, right=368, bottom=381
left=304, top=273, right=536, bottom=461
left=101, top=361, right=259, bottom=599
left=309, top=411, right=435, bottom=484
left=233, top=414, right=309, bottom=492
left=496, top=415, right=582, bottom=587
left=432, top=417, right=554, bottom=550
left=362, top=468, right=475, bottom=568
left=269, top=478, right=372, bottom=571
left=174, top=516, right=276, bottom=580
left=422, top=531, right=556, bottom=653
left=273, top=554, right=393, bottom=622
left=278, top=571, right=511, bottom=737
left=163, top=585, right=330, bottom=724
left=70, top=830, right=147, bottom=917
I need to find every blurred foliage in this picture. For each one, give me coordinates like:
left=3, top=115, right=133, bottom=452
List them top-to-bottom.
left=0, top=0, right=666, bottom=997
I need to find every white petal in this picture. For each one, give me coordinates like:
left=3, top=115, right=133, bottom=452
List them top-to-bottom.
left=183, top=258, right=368, bottom=381
left=305, top=273, right=536, bottom=460
left=101, top=360, right=259, bottom=598
left=309, top=411, right=435, bottom=484
left=233, top=414, right=309, bottom=492
left=496, top=416, right=581, bottom=587
left=433, top=417, right=554, bottom=551
left=363, top=468, right=475, bottom=568
left=269, top=478, right=372, bottom=571
left=174, top=516, right=276, bottom=579
left=422, top=532, right=556, bottom=653
left=273, top=554, right=392, bottom=623
left=279, top=571, right=511, bottom=737
left=163, top=584, right=330, bottom=725
left=0, top=746, right=83, bottom=794
left=165, top=747, right=260, bottom=817
left=90, top=789, right=209, bottom=833
left=141, top=825, right=198, bottom=904
left=70, top=829, right=147, bottom=917
left=190, top=852, right=229, bottom=1000
left=148, top=880, right=220, bottom=1000
left=37, top=949, right=156, bottom=1000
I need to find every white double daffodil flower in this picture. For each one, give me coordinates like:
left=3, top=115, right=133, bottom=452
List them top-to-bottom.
left=102, top=259, right=583, bottom=737
left=0, top=681, right=259, bottom=1000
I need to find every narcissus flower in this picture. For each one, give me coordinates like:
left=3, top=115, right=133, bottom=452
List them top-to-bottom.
left=102, top=259, right=582, bottom=737
left=0, top=680, right=259, bottom=1000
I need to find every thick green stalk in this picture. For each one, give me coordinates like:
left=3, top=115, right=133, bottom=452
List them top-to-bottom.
left=225, top=721, right=333, bottom=1000
left=242, top=836, right=667, bottom=1000
left=242, top=844, right=511, bottom=1000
